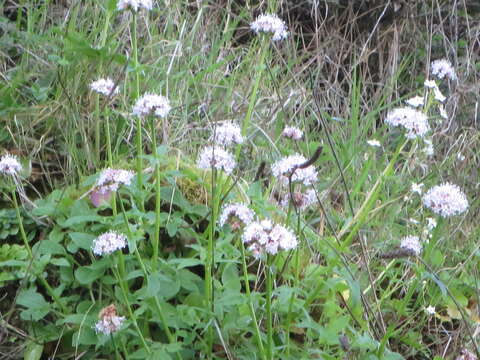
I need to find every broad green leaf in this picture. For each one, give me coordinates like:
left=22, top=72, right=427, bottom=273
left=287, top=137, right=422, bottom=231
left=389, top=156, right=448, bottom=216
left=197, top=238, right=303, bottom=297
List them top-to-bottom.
left=68, top=232, right=95, bottom=252
left=221, top=263, right=241, bottom=292
left=75, top=265, right=105, bottom=285
left=17, top=288, right=50, bottom=321
left=23, top=341, right=43, bottom=360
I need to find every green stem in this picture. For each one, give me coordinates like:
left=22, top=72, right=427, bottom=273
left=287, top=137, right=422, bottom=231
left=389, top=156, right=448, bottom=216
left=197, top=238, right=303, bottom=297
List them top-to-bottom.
left=131, top=11, right=144, bottom=212
left=131, top=11, right=140, bottom=99
left=236, top=38, right=269, bottom=158
left=95, top=95, right=101, bottom=166
left=104, top=111, right=117, bottom=217
left=105, top=111, right=113, bottom=167
left=151, top=118, right=161, bottom=270
left=338, top=138, right=408, bottom=242
left=205, top=168, right=218, bottom=359
left=12, top=190, right=67, bottom=313
left=117, top=194, right=181, bottom=360
left=285, top=215, right=301, bottom=356
left=240, top=242, right=267, bottom=359
left=114, top=253, right=150, bottom=353
left=266, top=256, right=273, bottom=360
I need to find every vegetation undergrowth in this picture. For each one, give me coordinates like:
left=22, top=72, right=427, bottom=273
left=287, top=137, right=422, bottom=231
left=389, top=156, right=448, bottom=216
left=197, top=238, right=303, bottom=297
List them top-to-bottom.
left=1, top=1, right=479, bottom=359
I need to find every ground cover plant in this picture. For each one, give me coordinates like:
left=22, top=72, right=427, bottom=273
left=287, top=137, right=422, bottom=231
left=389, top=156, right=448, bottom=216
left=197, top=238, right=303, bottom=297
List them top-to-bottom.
left=1, top=0, right=479, bottom=359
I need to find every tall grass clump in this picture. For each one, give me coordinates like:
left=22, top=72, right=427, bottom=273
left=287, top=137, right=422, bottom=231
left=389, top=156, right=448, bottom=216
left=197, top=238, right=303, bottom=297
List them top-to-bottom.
left=1, top=1, right=479, bottom=359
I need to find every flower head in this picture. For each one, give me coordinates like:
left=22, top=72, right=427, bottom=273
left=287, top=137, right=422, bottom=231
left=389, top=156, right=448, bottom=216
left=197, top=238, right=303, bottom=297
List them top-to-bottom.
left=117, top=0, right=153, bottom=11
left=250, top=14, right=288, bottom=41
left=431, top=59, right=456, bottom=80
left=90, top=78, right=119, bottom=96
left=424, top=79, right=437, bottom=89
left=432, top=86, right=446, bottom=102
left=132, top=93, right=171, bottom=118
left=405, top=96, right=424, bottom=108
left=385, top=107, right=430, bottom=139
left=211, top=122, right=244, bottom=146
left=282, top=126, right=303, bottom=140
left=367, top=139, right=381, bottom=147
left=423, top=139, right=434, bottom=156
left=197, top=146, right=236, bottom=174
left=0, top=154, right=22, bottom=176
left=271, top=154, right=317, bottom=186
left=96, top=168, right=134, bottom=194
left=411, top=182, right=424, bottom=195
left=422, top=183, right=468, bottom=217
left=280, top=188, right=316, bottom=210
left=219, top=203, right=255, bottom=229
left=426, top=217, right=437, bottom=232
left=243, top=219, right=297, bottom=256
left=92, top=231, right=127, bottom=256
left=400, top=235, right=422, bottom=256
left=95, top=304, right=126, bottom=335
left=425, top=305, right=436, bottom=315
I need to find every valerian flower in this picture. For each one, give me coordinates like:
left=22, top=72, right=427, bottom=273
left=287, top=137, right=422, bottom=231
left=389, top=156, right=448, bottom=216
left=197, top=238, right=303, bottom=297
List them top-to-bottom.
left=117, top=0, right=153, bottom=12
left=250, top=14, right=288, bottom=41
left=431, top=59, right=456, bottom=80
left=90, top=78, right=119, bottom=96
left=132, top=93, right=171, bottom=118
left=405, top=96, right=424, bottom=108
left=385, top=107, right=430, bottom=139
left=211, top=122, right=244, bottom=146
left=282, top=126, right=303, bottom=140
left=197, top=146, right=236, bottom=174
left=0, top=154, right=22, bottom=176
left=271, top=154, right=317, bottom=186
left=422, top=183, right=468, bottom=217
left=219, top=203, right=254, bottom=229
left=242, top=219, right=297, bottom=257
left=92, top=231, right=127, bottom=256
left=400, top=236, right=422, bottom=256
left=95, top=304, right=126, bottom=335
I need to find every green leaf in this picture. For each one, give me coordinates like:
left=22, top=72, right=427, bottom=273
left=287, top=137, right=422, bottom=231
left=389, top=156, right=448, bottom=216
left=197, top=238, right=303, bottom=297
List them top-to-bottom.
left=60, top=215, right=104, bottom=228
left=68, top=232, right=95, bottom=252
left=50, top=258, right=70, bottom=267
left=168, top=258, right=203, bottom=269
left=221, top=263, right=241, bottom=292
left=75, top=265, right=105, bottom=285
left=146, top=272, right=180, bottom=300
left=17, top=288, right=50, bottom=321
left=23, top=341, right=43, bottom=360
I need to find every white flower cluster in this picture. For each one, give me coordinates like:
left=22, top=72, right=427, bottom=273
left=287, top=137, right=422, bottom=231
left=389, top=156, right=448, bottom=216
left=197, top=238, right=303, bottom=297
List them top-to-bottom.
left=117, top=0, right=153, bottom=12
left=250, top=14, right=288, bottom=41
left=431, top=59, right=456, bottom=80
left=90, top=78, right=119, bottom=96
left=424, top=80, right=446, bottom=102
left=133, top=93, right=171, bottom=118
left=405, top=96, right=424, bottom=108
left=385, top=107, right=430, bottom=139
left=211, top=122, right=244, bottom=146
left=282, top=126, right=303, bottom=140
left=367, top=139, right=381, bottom=147
left=197, top=146, right=236, bottom=174
left=0, top=154, right=22, bottom=176
left=271, top=154, right=317, bottom=186
left=96, top=168, right=134, bottom=194
left=411, top=182, right=424, bottom=195
left=422, top=183, right=468, bottom=218
left=280, top=188, right=316, bottom=210
left=219, top=203, right=254, bottom=229
left=242, top=219, right=297, bottom=257
left=92, top=231, right=127, bottom=256
left=400, top=235, right=422, bottom=256
left=95, top=304, right=125, bottom=335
